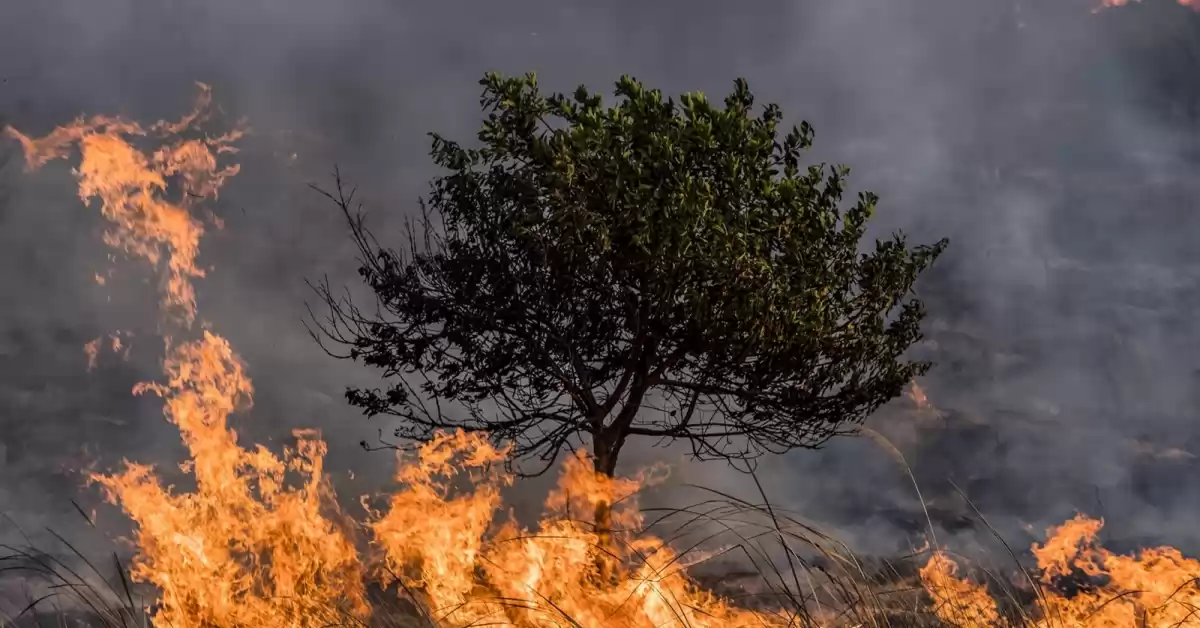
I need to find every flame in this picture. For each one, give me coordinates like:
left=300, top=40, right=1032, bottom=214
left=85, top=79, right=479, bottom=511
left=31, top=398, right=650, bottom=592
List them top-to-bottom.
left=5, top=83, right=242, bottom=325
left=12, top=86, right=789, bottom=628
left=83, top=333, right=130, bottom=371
left=93, top=333, right=371, bottom=627
left=84, top=337, right=101, bottom=371
left=909, top=380, right=931, bottom=411
left=913, top=383, right=1200, bottom=626
left=367, top=436, right=774, bottom=627
left=921, top=515, right=1200, bottom=627
left=919, top=552, right=1001, bottom=626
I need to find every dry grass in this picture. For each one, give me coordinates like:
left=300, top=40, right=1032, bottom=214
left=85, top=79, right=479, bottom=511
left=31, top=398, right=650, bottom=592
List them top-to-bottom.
left=0, top=425, right=1146, bottom=628
left=0, top=480, right=1060, bottom=628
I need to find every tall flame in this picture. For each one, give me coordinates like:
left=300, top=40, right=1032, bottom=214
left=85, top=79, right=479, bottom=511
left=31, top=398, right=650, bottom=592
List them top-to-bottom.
left=8, top=85, right=372, bottom=627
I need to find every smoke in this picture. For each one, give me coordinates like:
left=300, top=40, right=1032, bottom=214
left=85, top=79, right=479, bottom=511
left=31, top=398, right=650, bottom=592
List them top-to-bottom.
left=1, top=0, right=1198, bottom=568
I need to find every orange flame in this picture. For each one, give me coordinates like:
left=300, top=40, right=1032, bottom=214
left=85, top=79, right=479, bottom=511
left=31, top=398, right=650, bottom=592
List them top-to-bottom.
left=5, top=83, right=242, bottom=325
left=11, top=86, right=370, bottom=627
left=12, top=86, right=790, bottom=628
left=93, top=332, right=371, bottom=627
left=83, top=333, right=131, bottom=371
left=84, top=337, right=101, bottom=371
left=909, top=380, right=931, bottom=411
left=913, top=381, right=1200, bottom=626
left=364, top=439, right=769, bottom=627
left=921, top=515, right=1200, bottom=627
left=919, top=551, right=1001, bottom=626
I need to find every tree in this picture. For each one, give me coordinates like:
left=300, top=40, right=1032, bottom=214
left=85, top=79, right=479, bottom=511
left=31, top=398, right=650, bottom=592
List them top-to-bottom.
left=312, top=72, right=948, bottom=484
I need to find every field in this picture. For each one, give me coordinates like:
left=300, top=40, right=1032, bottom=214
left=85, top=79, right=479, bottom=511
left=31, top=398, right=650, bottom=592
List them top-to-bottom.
left=4, top=44, right=1200, bottom=628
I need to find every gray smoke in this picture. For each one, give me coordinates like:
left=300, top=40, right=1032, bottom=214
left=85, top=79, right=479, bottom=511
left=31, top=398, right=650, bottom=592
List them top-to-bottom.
left=0, top=0, right=1198, bottom=578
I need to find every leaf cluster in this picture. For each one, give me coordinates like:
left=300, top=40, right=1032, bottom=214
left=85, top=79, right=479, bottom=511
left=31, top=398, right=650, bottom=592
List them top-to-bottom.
left=311, top=72, right=946, bottom=476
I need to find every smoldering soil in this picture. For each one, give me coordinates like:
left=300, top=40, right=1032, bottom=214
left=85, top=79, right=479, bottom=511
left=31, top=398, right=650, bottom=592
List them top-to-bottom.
left=0, top=0, right=1198, bottom=573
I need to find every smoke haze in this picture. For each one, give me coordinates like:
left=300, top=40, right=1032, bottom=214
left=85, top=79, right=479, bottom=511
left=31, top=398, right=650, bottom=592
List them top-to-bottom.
left=1, top=0, right=1198, bottom=567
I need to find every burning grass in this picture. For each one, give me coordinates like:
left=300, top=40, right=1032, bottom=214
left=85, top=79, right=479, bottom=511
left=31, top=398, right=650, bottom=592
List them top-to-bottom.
left=7, top=84, right=1200, bottom=628
left=11, top=478, right=1200, bottom=628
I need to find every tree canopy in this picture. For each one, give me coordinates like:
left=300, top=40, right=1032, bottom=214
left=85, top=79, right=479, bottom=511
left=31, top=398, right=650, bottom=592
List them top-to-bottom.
left=312, top=72, right=947, bottom=478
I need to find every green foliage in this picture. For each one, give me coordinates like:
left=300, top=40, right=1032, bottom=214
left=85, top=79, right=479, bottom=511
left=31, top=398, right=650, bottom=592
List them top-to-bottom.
left=313, top=72, right=947, bottom=476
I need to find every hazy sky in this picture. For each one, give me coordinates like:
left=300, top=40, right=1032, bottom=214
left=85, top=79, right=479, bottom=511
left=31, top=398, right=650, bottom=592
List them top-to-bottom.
left=2, top=0, right=1199, bottom=569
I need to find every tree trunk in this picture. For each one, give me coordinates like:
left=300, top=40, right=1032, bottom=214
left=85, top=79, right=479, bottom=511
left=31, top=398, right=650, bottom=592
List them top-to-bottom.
left=587, top=375, right=646, bottom=583
left=591, top=435, right=622, bottom=585
left=592, top=443, right=619, bottom=539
